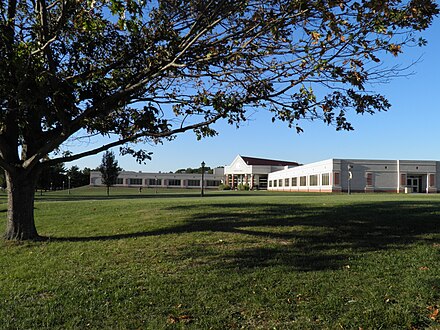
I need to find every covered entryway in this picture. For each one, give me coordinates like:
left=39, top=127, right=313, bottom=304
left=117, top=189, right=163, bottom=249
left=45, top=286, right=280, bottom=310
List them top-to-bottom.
left=224, top=155, right=299, bottom=190
left=407, top=175, right=422, bottom=193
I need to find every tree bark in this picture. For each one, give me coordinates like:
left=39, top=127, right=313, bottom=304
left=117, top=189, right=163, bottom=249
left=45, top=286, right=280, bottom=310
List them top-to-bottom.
left=4, top=168, right=41, bottom=240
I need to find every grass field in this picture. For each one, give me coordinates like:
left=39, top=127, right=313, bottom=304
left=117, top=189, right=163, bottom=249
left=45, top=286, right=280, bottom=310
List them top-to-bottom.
left=1, top=187, right=440, bottom=329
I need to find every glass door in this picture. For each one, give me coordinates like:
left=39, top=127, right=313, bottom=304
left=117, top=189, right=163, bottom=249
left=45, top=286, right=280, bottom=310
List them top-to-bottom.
left=407, top=177, right=420, bottom=193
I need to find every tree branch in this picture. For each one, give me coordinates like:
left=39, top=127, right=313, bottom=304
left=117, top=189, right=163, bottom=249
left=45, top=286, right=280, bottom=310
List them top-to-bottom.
left=43, top=113, right=224, bottom=166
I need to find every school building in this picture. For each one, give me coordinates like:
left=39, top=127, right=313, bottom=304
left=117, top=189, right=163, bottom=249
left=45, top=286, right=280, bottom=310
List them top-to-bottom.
left=90, top=155, right=440, bottom=193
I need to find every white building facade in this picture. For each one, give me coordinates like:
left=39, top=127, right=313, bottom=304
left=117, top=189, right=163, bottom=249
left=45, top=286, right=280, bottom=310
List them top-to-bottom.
left=224, top=155, right=299, bottom=190
left=267, top=159, right=440, bottom=193
left=90, top=168, right=224, bottom=189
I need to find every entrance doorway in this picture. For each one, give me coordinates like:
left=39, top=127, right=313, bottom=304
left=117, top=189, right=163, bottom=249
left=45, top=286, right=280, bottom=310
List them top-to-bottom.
left=407, top=176, right=421, bottom=193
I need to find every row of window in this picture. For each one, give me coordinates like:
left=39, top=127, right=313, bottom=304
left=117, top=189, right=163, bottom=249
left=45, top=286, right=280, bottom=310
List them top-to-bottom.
left=269, top=172, right=437, bottom=189
left=269, top=173, right=331, bottom=188
left=117, top=178, right=221, bottom=187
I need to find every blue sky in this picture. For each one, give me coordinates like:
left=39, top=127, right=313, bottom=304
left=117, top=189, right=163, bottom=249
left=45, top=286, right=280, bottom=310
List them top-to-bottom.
left=70, top=18, right=440, bottom=172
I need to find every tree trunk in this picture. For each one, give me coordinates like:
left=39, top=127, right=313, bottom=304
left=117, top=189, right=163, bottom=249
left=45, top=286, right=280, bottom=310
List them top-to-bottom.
left=4, top=169, right=41, bottom=240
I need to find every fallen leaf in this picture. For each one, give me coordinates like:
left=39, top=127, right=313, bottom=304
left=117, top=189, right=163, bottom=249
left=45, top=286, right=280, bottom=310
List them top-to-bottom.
left=419, top=266, right=429, bottom=271
left=385, top=298, right=397, bottom=304
left=427, top=305, right=439, bottom=320
left=167, top=314, right=193, bottom=324
left=167, top=315, right=178, bottom=324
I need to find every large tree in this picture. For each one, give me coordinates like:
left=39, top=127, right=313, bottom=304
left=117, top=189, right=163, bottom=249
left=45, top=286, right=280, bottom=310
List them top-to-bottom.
left=0, top=0, right=438, bottom=240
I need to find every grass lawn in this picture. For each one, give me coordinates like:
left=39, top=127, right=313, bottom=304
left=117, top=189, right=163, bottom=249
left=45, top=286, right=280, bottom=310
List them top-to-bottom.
left=1, top=188, right=440, bottom=329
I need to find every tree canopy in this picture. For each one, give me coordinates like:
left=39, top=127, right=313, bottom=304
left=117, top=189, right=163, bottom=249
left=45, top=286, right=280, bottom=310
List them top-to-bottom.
left=0, top=0, right=438, bottom=239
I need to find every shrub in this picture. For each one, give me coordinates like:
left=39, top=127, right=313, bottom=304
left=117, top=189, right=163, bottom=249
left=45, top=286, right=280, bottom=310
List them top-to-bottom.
left=218, top=184, right=231, bottom=190
left=237, top=184, right=250, bottom=191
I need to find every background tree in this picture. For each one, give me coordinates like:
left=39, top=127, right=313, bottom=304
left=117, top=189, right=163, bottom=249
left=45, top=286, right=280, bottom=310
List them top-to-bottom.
left=0, top=0, right=438, bottom=240
left=98, top=151, right=122, bottom=196
left=36, top=162, right=67, bottom=191
left=66, top=166, right=91, bottom=189
left=175, top=167, right=214, bottom=174
left=80, top=168, right=92, bottom=187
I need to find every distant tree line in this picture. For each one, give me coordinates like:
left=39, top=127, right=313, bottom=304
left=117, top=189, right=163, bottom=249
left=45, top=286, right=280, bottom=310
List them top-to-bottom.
left=0, top=164, right=92, bottom=191
left=175, top=166, right=215, bottom=174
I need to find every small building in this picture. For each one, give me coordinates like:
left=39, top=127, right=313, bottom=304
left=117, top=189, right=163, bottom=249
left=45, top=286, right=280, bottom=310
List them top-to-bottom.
left=224, top=155, right=300, bottom=190
left=267, top=159, right=440, bottom=193
left=90, top=169, right=224, bottom=189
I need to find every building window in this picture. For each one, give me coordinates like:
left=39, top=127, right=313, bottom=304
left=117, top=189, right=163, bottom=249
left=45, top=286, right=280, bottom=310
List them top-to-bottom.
left=333, top=172, right=340, bottom=185
left=366, top=172, right=373, bottom=186
left=321, top=173, right=330, bottom=186
left=400, top=173, right=407, bottom=187
left=429, top=174, right=435, bottom=187
left=309, top=175, right=318, bottom=186
left=300, top=176, right=307, bottom=186
left=291, top=177, right=297, bottom=186
left=116, top=178, right=123, bottom=185
left=129, top=178, right=142, bottom=185
left=148, top=178, right=162, bottom=185
left=285, top=178, right=290, bottom=187
left=168, top=179, right=181, bottom=186
left=278, top=179, right=283, bottom=187
left=188, top=180, right=200, bottom=186
left=206, top=180, right=221, bottom=186
left=269, top=180, right=272, bottom=188
left=273, top=180, right=277, bottom=187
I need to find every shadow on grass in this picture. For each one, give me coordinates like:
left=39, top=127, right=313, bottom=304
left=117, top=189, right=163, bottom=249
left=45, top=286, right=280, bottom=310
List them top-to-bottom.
left=27, top=192, right=250, bottom=202
left=49, top=199, right=440, bottom=272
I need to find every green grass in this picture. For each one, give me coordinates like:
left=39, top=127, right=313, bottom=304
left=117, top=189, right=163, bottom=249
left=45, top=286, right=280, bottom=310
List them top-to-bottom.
left=1, top=188, right=440, bottom=329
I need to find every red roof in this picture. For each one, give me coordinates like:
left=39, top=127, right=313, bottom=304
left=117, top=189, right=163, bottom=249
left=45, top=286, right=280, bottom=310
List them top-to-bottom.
left=240, top=156, right=300, bottom=167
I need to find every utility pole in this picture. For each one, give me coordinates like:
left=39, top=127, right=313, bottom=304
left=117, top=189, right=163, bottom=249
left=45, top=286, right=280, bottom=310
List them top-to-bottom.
left=201, top=161, right=205, bottom=197
left=348, top=164, right=353, bottom=195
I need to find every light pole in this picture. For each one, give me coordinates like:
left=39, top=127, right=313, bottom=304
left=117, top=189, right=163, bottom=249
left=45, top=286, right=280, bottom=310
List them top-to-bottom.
left=201, top=161, right=205, bottom=197
left=348, top=165, right=353, bottom=195
left=68, top=175, right=71, bottom=195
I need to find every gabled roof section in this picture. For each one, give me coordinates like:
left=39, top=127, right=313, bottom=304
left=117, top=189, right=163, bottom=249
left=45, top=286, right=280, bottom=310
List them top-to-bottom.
left=240, top=156, right=300, bottom=167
